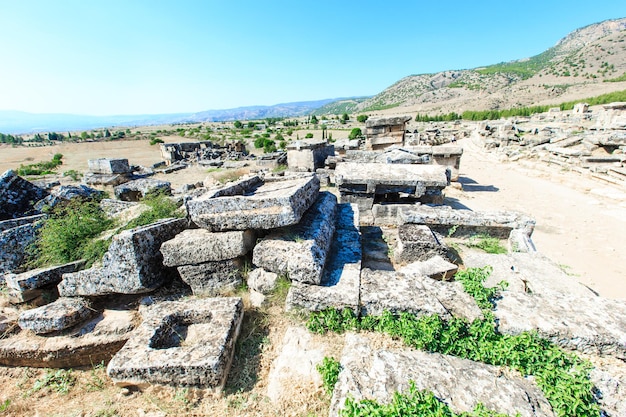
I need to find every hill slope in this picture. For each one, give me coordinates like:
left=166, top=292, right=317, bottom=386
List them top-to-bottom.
left=354, top=17, right=626, bottom=115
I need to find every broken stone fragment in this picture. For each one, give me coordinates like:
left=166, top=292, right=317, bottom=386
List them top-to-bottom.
left=87, top=158, right=131, bottom=174
left=0, top=169, right=49, bottom=221
left=186, top=175, right=320, bottom=231
left=114, top=178, right=171, bottom=202
left=253, top=191, right=337, bottom=284
left=58, top=218, right=187, bottom=296
left=0, top=220, right=42, bottom=275
left=394, top=224, right=448, bottom=263
left=161, top=229, right=255, bottom=267
left=398, top=255, right=458, bottom=280
left=176, top=258, right=243, bottom=296
left=4, top=260, right=84, bottom=303
left=247, top=268, right=279, bottom=295
left=18, top=297, right=95, bottom=334
left=107, top=297, right=243, bottom=388
left=330, top=334, right=554, bottom=417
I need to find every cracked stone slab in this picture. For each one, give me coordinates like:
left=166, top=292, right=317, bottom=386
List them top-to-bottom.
left=87, top=158, right=130, bottom=174
left=187, top=175, right=320, bottom=231
left=253, top=192, right=337, bottom=284
left=286, top=203, right=361, bottom=312
left=58, top=218, right=187, bottom=296
left=394, top=224, right=448, bottom=263
left=161, top=229, right=255, bottom=266
left=398, top=255, right=458, bottom=280
left=176, top=258, right=243, bottom=296
left=4, top=260, right=84, bottom=303
left=359, top=268, right=482, bottom=322
left=18, top=297, right=95, bottom=334
left=107, top=297, right=243, bottom=388
left=0, top=308, right=138, bottom=367
left=330, top=334, right=554, bottom=417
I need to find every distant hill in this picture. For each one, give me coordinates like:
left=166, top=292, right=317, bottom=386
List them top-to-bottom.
left=336, top=17, right=626, bottom=115
left=310, top=97, right=370, bottom=116
left=0, top=98, right=357, bottom=134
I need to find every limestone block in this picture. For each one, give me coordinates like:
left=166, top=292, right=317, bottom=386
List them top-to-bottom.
left=374, top=148, right=429, bottom=164
left=87, top=158, right=130, bottom=174
left=0, top=170, right=48, bottom=220
left=83, top=172, right=130, bottom=186
left=187, top=175, right=320, bottom=231
left=114, top=178, right=171, bottom=201
left=253, top=192, right=337, bottom=284
left=286, top=203, right=361, bottom=312
left=0, top=213, right=45, bottom=233
left=58, top=218, right=187, bottom=296
left=0, top=222, right=41, bottom=275
left=394, top=224, right=448, bottom=263
left=161, top=229, right=255, bottom=267
left=398, top=255, right=458, bottom=280
left=176, top=258, right=243, bottom=296
left=4, top=260, right=84, bottom=303
left=247, top=268, right=279, bottom=294
left=359, top=269, right=482, bottom=322
left=18, top=297, right=95, bottom=334
left=107, top=297, right=243, bottom=388
left=0, top=309, right=137, bottom=367
left=330, top=335, right=554, bottom=417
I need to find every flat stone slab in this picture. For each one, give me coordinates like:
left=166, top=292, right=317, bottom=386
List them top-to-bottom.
left=87, top=158, right=130, bottom=174
left=335, top=162, right=449, bottom=196
left=0, top=170, right=48, bottom=220
left=187, top=175, right=320, bottom=231
left=114, top=178, right=171, bottom=201
left=253, top=192, right=337, bottom=284
left=286, top=203, right=361, bottom=312
left=399, top=205, right=535, bottom=238
left=0, top=213, right=46, bottom=233
left=59, top=218, right=187, bottom=296
left=395, top=224, right=447, bottom=263
left=161, top=229, right=255, bottom=267
left=398, top=255, right=458, bottom=280
left=177, top=259, right=243, bottom=296
left=4, top=260, right=84, bottom=303
left=360, top=268, right=483, bottom=322
left=18, top=297, right=95, bottom=334
left=107, top=297, right=243, bottom=388
left=0, top=308, right=137, bottom=367
left=330, top=334, right=554, bottom=417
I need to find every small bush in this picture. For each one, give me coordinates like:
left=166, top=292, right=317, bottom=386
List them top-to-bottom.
left=356, top=115, right=368, bottom=123
left=348, top=128, right=362, bottom=140
left=305, top=133, right=314, bottom=139
left=149, top=137, right=164, bottom=145
left=16, top=154, right=63, bottom=176
left=62, top=169, right=82, bottom=181
left=122, top=191, right=183, bottom=230
left=467, top=234, right=507, bottom=254
left=317, top=357, right=341, bottom=395
left=29, top=369, right=75, bottom=396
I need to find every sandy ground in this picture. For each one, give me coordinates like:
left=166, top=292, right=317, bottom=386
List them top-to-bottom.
left=448, top=137, right=626, bottom=300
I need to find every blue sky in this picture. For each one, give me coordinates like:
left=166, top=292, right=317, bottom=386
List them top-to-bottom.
left=0, top=0, right=625, bottom=116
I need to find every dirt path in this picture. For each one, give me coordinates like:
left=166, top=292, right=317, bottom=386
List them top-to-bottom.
left=448, top=137, right=626, bottom=300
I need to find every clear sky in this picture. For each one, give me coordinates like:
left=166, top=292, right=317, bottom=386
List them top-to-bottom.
left=1, top=0, right=625, bottom=116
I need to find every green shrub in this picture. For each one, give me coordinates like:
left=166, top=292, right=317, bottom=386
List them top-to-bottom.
left=356, top=115, right=368, bottom=123
left=348, top=128, right=362, bottom=140
left=305, top=133, right=314, bottom=139
left=149, top=137, right=164, bottom=145
left=16, top=154, right=63, bottom=176
left=62, top=169, right=82, bottom=181
left=122, top=191, right=183, bottom=230
left=29, top=199, right=113, bottom=267
left=467, top=235, right=508, bottom=255
left=317, top=357, right=341, bottom=395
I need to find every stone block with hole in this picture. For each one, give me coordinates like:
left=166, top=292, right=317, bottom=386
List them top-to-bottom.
left=107, top=297, right=243, bottom=388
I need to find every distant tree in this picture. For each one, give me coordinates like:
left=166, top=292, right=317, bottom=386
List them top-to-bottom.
left=342, top=113, right=349, bottom=121
left=310, top=115, right=319, bottom=125
left=357, top=115, right=368, bottom=123
left=234, top=120, right=243, bottom=129
left=247, top=121, right=256, bottom=129
left=348, top=128, right=362, bottom=140
left=104, top=129, right=111, bottom=138
left=286, top=129, right=294, bottom=136
left=80, top=131, right=89, bottom=140
left=275, top=133, right=284, bottom=142
left=305, top=133, right=314, bottom=138
left=263, top=139, right=276, bottom=153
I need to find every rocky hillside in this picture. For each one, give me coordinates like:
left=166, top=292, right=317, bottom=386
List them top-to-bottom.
left=353, top=18, right=626, bottom=115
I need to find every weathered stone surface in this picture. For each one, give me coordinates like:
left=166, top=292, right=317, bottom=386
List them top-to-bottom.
left=286, top=140, right=335, bottom=172
left=374, top=148, right=429, bottom=164
left=88, top=158, right=131, bottom=174
left=335, top=163, right=449, bottom=196
left=0, top=170, right=48, bottom=220
left=83, top=172, right=130, bottom=186
left=187, top=175, right=320, bottom=231
left=114, top=178, right=171, bottom=201
left=35, top=185, right=104, bottom=212
left=253, top=192, right=337, bottom=284
left=99, top=198, right=138, bottom=216
left=286, top=203, right=361, bottom=312
left=399, top=205, right=535, bottom=239
left=0, top=213, right=45, bottom=233
left=58, top=218, right=187, bottom=296
left=0, top=221, right=41, bottom=275
left=395, top=224, right=448, bottom=263
left=161, top=229, right=255, bottom=267
left=398, top=255, right=458, bottom=280
left=177, top=258, right=243, bottom=296
left=4, top=260, right=84, bottom=303
left=247, top=268, right=279, bottom=294
left=360, top=269, right=482, bottom=322
left=494, top=291, right=626, bottom=358
left=18, top=297, right=95, bottom=334
left=107, top=297, right=243, bottom=388
left=0, top=308, right=137, bottom=367
left=267, top=326, right=325, bottom=403
left=330, top=334, right=554, bottom=417
left=590, top=362, right=626, bottom=417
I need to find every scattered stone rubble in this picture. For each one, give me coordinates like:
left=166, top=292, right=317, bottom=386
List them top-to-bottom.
left=0, top=169, right=48, bottom=220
